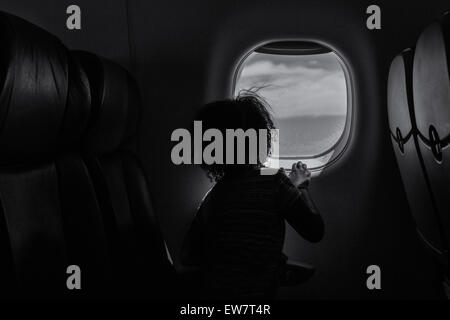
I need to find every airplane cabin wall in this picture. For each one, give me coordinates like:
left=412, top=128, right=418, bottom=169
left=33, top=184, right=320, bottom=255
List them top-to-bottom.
left=0, top=0, right=131, bottom=68
left=1, top=0, right=449, bottom=299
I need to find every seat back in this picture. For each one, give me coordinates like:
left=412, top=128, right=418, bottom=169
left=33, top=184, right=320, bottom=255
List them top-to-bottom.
left=0, top=11, right=172, bottom=298
left=0, top=11, right=111, bottom=298
left=412, top=12, right=450, bottom=263
left=387, top=48, right=447, bottom=258
left=75, top=50, right=174, bottom=298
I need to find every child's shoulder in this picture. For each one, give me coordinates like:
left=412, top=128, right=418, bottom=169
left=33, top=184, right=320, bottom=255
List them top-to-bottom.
left=258, top=167, right=290, bottom=181
left=227, top=168, right=290, bottom=187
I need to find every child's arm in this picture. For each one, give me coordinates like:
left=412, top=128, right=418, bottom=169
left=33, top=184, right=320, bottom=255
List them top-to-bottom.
left=278, top=162, right=324, bottom=243
left=284, top=187, right=324, bottom=243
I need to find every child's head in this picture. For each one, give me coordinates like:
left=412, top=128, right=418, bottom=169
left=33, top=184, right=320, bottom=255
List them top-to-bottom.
left=195, top=91, right=275, bottom=181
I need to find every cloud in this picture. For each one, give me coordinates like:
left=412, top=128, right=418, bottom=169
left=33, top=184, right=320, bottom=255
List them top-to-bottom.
left=235, top=52, right=347, bottom=118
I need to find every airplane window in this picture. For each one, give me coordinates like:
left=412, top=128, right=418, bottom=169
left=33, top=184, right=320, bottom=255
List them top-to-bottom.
left=234, top=49, right=349, bottom=171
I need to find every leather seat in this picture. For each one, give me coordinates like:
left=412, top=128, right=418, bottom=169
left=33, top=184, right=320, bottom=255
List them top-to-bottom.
left=0, top=11, right=172, bottom=299
left=0, top=11, right=101, bottom=298
left=412, top=11, right=450, bottom=269
left=387, top=48, right=447, bottom=261
left=75, top=50, right=174, bottom=298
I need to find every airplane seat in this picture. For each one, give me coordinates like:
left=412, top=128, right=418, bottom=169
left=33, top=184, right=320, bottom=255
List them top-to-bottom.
left=0, top=10, right=174, bottom=299
left=0, top=11, right=113, bottom=298
left=412, top=11, right=450, bottom=272
left=387, top=48, right=448, bottom=263
left=74, top=50, right=175, bottom=298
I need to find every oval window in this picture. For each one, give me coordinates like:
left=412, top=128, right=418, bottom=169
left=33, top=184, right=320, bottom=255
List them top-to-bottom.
left=234, top=45, right=350, bottom=171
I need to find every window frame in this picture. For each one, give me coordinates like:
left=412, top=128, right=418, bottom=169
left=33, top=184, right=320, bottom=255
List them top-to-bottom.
left=231, top=42, right=354, bottom=172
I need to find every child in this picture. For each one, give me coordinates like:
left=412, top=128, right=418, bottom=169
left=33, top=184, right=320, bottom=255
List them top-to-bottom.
left=181, top=93, right=324, bottom=299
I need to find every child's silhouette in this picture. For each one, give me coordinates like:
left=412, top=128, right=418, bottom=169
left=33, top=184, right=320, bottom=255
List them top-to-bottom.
left=181, top=93, right=324, bottom=299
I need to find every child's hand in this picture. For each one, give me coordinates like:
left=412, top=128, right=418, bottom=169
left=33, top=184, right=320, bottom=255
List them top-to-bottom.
left=288, top=161, right=311, bottom=188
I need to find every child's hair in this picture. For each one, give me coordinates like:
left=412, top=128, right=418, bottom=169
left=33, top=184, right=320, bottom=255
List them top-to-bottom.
left=195, top=91, right=275, bottom=182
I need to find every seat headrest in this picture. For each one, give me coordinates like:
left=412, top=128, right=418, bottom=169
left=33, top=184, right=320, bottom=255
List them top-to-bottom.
left=0, top=12, right=90, bottom=165
left=413, top=12, right=450, bottom=160
left=387, top=48, right=415, bottom=153
left=74, top=51, right=140, bottom=155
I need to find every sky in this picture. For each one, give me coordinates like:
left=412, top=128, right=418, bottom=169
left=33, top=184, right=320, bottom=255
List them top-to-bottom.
left=234, top=52, right=347, bottom=119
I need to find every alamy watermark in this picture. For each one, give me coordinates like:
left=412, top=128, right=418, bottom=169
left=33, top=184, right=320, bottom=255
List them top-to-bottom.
left=170, top=121, right=279, bottom=175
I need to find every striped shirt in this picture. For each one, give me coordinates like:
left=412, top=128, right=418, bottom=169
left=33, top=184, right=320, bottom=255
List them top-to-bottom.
left=181, top=168, right=323, bottom=299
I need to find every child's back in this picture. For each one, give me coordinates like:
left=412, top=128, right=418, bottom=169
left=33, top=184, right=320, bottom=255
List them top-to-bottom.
left=181, top=93, right=324, bottom=298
